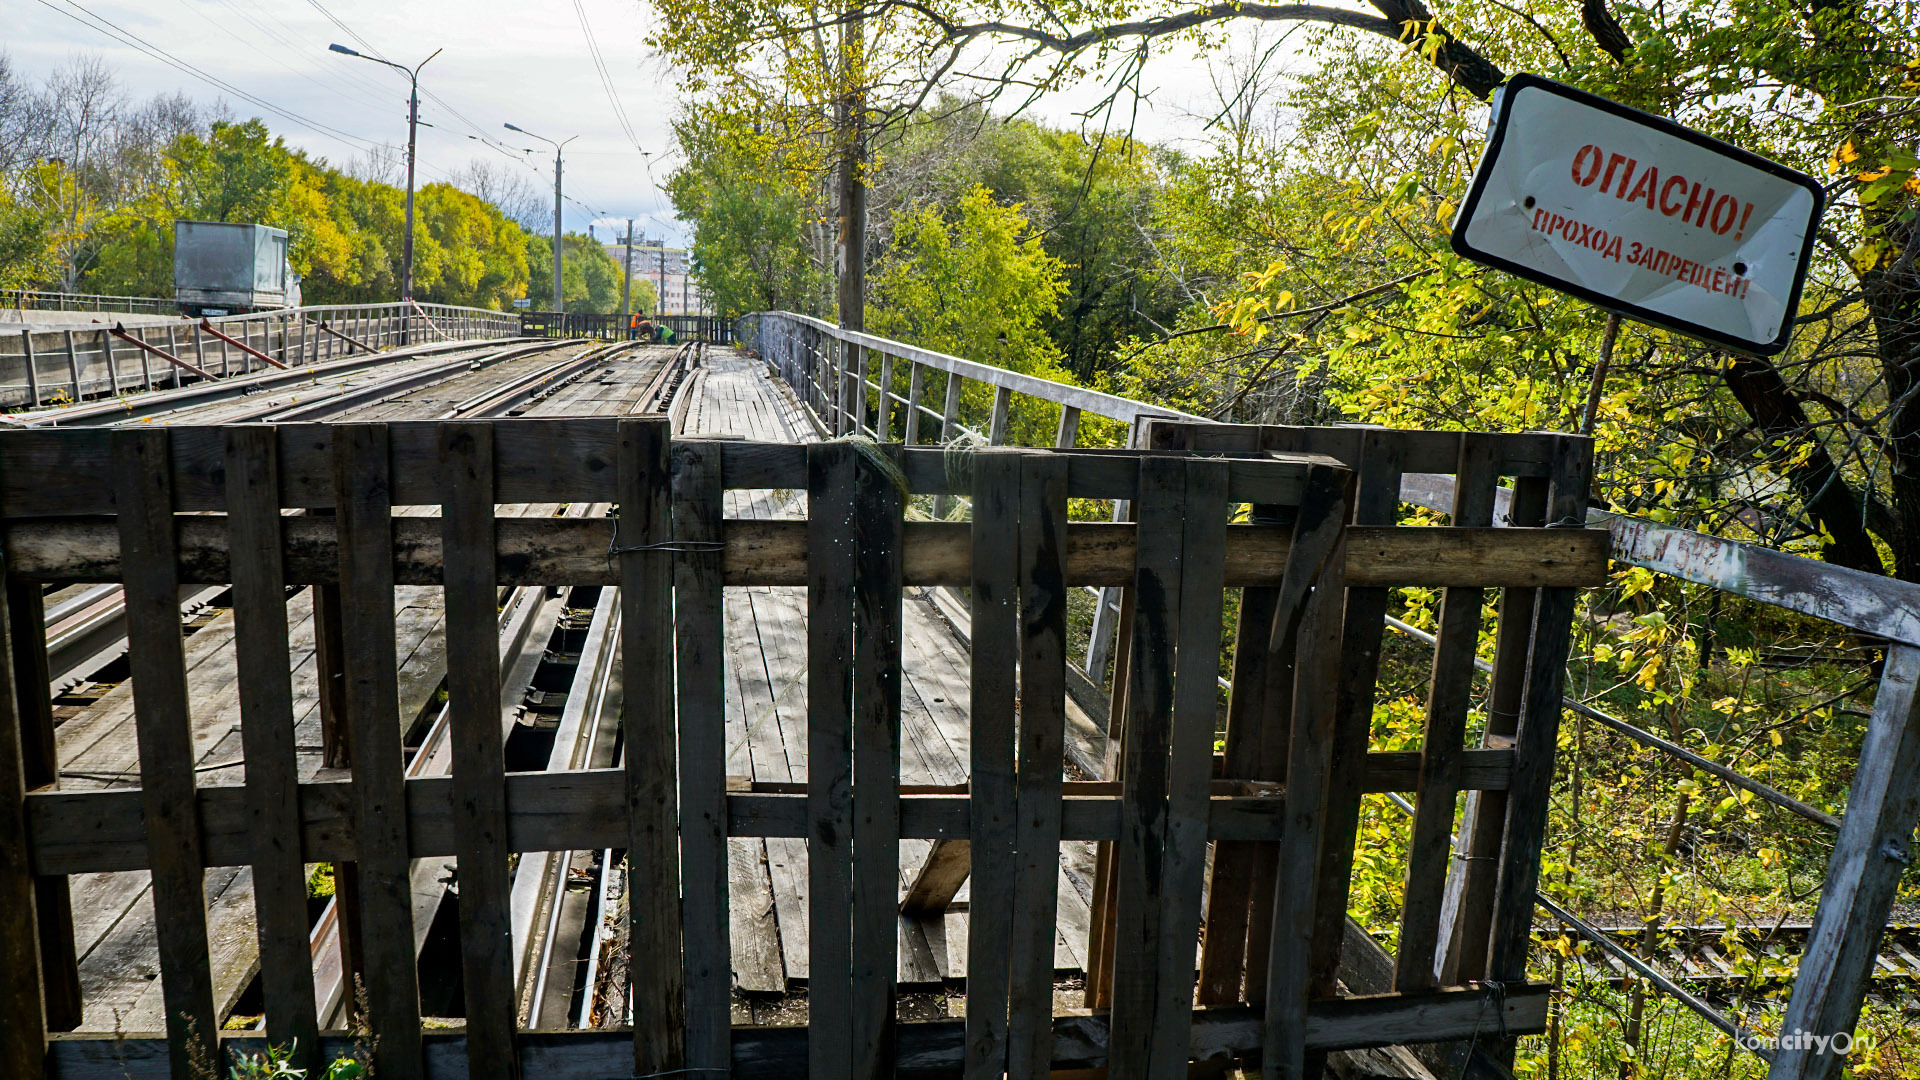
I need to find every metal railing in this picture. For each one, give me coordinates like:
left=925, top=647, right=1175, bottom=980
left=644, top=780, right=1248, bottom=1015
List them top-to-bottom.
left=0, top=288, right=177, bottom=316
left=0, top=301, right=518, bottom=411
left=743, top=308, right=1907, bottom=1080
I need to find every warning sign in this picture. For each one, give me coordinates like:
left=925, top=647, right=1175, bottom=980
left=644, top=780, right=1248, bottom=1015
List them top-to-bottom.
left=1451, top=74, right=1824, bottom=356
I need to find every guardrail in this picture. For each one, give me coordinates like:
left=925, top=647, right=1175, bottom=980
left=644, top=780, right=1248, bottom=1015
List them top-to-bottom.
left=1, top=289, right=176, bottom=316
left=0, top=301, right=517, bottom=411
left=744, top=309, right=1909, bottom=1080
left=519, top=311, right=731, bottom=343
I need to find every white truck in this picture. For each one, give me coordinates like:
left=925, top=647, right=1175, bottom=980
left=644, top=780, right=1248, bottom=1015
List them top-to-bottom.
left=173, top=221, right=303, bottom=316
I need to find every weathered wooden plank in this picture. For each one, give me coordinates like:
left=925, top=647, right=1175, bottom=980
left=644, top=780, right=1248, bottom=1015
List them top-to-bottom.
left=621, top=417, right=685, bottom=1075
left=438, top=422, right=519, bottom=1080
left=332, top=424, right=423, bottom=1078
left=223, top=427, right=321, bottom=1074
left=116, top=428, right=219, bottom=1074
left=1308, top=433, right=1403, bottom=1016
left=1394, top=435, right=1498, bottom=992
left=1486, top=435, right=1592, bottom=990
left=673, top=437, right=732, bottom=1073
left=807, top=441, right=857, bottom=1078
left=851, top=444, right=905, bottom=1080
left=964, top=449, right=1021, bottom=1080
left=1009, top=452, right=1070, bottom=1080
left=1107, top=455, right=1186, bottom=1080
left=1149, top=459, right=1229, bottom=1078
left=1262, top=464, right=1352, bottom=1080
left=1435, top=473, right=1549, bottom=987
left=1198, top=504, right=1285, bottom=1006
left=3, top=518, right=1609, bottom=590
left=0, top=576, right=49, bottom=1075
left=4, top=577, right=81, bottom=1032
left=1770, top=645, right=1920, bottom=1080
left=27, top=759, right=1516, bottom=876
left=899, top=838, right=972, bottom=916
left=38, top=983, right=1551, bottom=1078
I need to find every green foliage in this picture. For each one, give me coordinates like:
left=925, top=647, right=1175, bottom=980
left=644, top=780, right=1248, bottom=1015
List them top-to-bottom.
left=1, top=63, right=531, bottom=308
left=667, top=106, right=824, bottom=318
left=867, top=185, right=1072, bottom=443
left=524, top=231, right=627, bottom=313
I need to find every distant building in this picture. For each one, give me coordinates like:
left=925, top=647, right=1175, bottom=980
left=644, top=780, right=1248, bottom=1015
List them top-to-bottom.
left=604, top=239, right=708, bottom=315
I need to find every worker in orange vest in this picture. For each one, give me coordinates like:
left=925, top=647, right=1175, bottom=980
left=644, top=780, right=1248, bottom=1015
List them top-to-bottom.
left=628, top=311, right=650, bottom=341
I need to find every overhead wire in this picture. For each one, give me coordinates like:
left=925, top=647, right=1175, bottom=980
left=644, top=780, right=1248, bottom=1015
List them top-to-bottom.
left=34, top=0, right=381, bottom=155
left=569, top=0, right=643, bottom=152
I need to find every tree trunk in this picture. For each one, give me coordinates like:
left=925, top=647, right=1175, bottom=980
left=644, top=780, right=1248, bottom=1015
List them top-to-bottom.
left=834, top=17, right=866, bottom=333
left=1720, top=355, right=1887, bottom=575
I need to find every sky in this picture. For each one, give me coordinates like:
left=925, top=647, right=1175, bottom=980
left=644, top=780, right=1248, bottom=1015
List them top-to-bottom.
left=8, top=0, right=1312, bottom=241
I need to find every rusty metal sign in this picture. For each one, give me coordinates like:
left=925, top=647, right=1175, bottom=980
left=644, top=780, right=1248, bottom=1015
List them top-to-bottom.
left=1451, top=74, right=1824, bottom=356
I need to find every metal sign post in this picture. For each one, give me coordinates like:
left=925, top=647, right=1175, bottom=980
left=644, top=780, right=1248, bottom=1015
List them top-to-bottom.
left=1452, top=74, right=1825, bottom=356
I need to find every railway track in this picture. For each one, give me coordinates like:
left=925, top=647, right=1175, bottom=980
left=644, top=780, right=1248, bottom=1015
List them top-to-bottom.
left=21, top=334, right=697, bottom=1031
left=1542, top=921, right=1920, bottom=997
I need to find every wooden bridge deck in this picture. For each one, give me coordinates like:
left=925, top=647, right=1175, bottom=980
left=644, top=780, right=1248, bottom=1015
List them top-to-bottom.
left=50, top=343, right=674, bottom=1030
left=47, top=344, right=1090, bottom=1032
left=685, top=348, right=1096, bottom=994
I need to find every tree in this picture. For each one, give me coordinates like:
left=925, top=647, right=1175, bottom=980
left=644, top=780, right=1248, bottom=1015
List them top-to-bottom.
left=667, top=106, right=826, bottom=318
left=867, top=184, right=1072, bottom=440
left=525, top=231, right=627, bottom=313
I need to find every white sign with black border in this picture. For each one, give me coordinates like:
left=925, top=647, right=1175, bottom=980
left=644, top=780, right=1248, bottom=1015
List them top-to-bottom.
left=1451, top=74, right=1824, bottom=356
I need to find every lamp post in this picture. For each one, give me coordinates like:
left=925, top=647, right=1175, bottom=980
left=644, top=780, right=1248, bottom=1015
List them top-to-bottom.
left=329, top=43, right=440, bottom=330
left=504, top=123, right=577, bottom=313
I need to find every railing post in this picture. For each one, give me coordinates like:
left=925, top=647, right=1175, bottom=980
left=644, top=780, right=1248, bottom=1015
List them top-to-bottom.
left=192, top=322, right=210, bottom=377
left=163, top=326, right=183, bottom=388
left=100, top=328, right=120, bottom=395
left=63, top=330, right=82, bottom=402
left=19, top=331, right=38, bottom=408
left=878, top=350, right=895, bottom=440
left=904, top=362, right=925, bottom=445
left=938, top=371, right=964, bottom=444
left=987, top=384, right=1012, bottom=445
left=1055, top=405, right=1081, bottom=448
left=1770, top=643, right=1920, bottom=1080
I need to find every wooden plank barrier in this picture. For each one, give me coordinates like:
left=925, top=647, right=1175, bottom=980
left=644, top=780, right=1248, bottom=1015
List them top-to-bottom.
left=0, top=420, right=1597, bottom=1079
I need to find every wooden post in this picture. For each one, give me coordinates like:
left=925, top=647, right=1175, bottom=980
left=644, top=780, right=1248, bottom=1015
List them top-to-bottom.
left=191, top=323, right=208, bottom=378
left=163, top=326, right=183, bottom=387
left=99, top=329, right=119, bottom=395
left=19, top=330, right=38, bottom=407
left=62, top=331, right=81, bottom=401
left=878, top=351, right=896, bottom=439
left=904, top=363, right=925, bottom=445
left=931, top=374, right=967, bottom=519
left=987, top=385, right=1012, bottom=446
left=1054, top=405, right=1081, bottom=449
left=620, top=419, right=686, bottom=1075
left=439, top=423, right=520, bottom=1079
left=332, top=424, right=424, bottom=1078
left=223, top=428, right=322, bottom=1074
left=115, top=429, right=218, bottom=1074
left=672, top=439, right=730, bottom=1068
left=807, top=442, right=858, bottom=1078
left=965, top=450, right=1021, bottom=1075
left=0, top=575, right=50, bottom=1077
left=3, top=579, right=82, bottom=1033
left=1768, top=644, right=1920, bottom=1080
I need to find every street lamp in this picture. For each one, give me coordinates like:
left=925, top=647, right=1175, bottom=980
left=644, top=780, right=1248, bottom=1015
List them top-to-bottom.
left=330, top=43, right=440, bottom=325
left=504, top=123, right=577, bottom=313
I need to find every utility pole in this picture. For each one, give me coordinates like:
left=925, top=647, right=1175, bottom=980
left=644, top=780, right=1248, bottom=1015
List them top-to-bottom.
left=329, top=43, right=441, bottom=341
left=504, top=123, right=577, bottom=312
left=621, top=219, right=634, bottom=318
left=657, top=245, right=667, bottom=316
